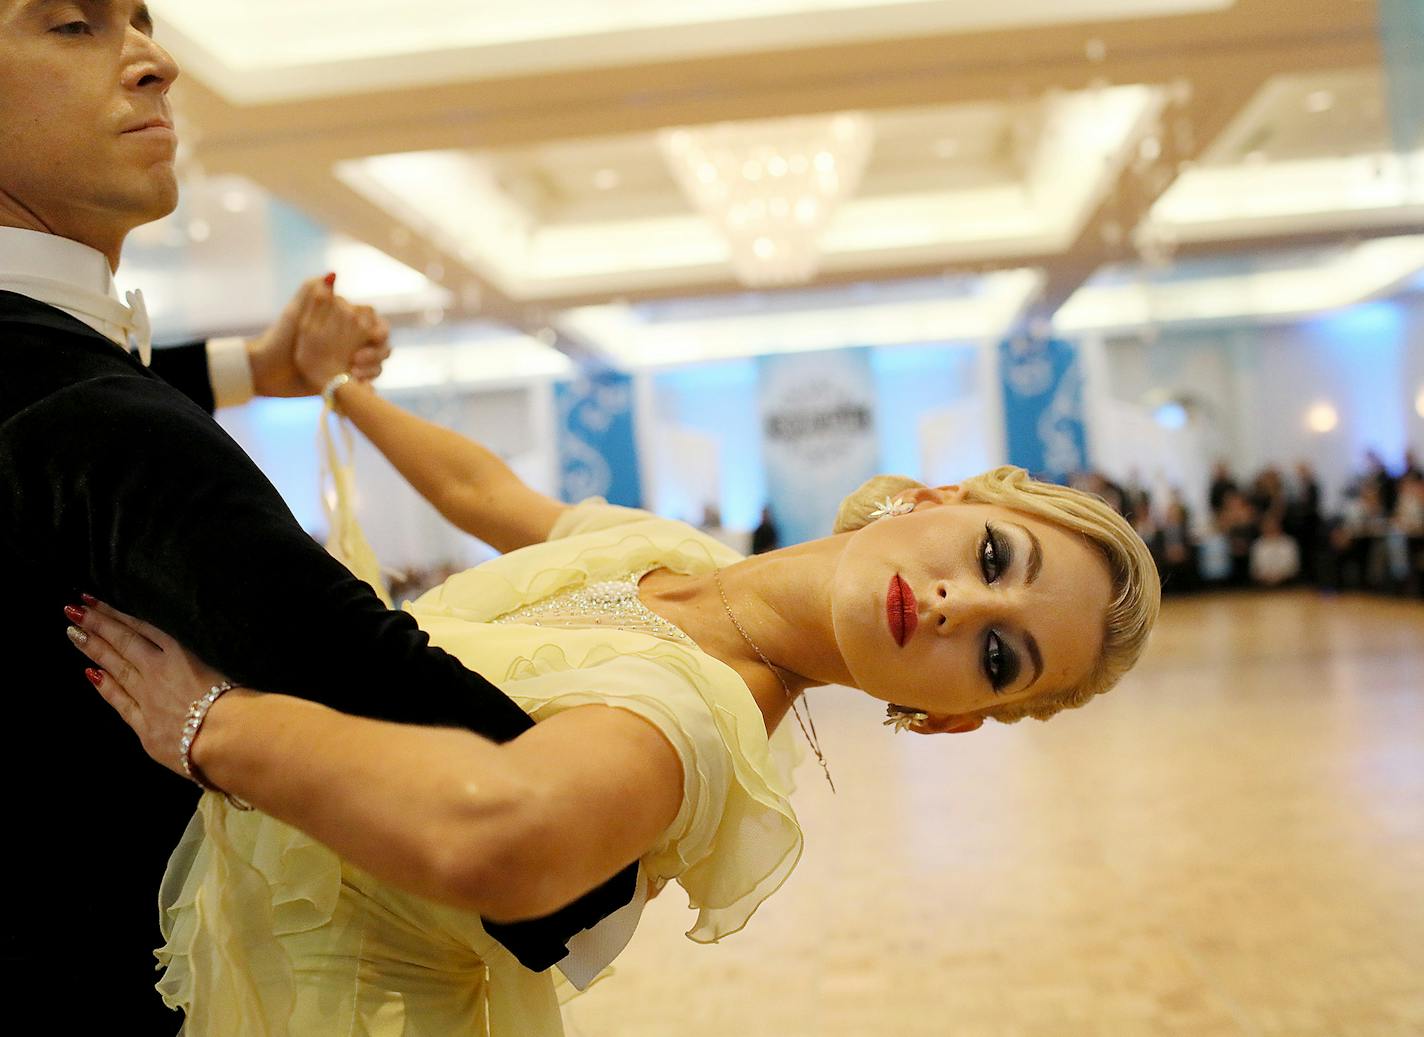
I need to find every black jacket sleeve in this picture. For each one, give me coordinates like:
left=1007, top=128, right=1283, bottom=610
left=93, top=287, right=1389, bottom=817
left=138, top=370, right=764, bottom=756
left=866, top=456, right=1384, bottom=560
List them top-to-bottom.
left=148, top=341, right=216, bottom=414
left=0, top=375, right=634, bottom=970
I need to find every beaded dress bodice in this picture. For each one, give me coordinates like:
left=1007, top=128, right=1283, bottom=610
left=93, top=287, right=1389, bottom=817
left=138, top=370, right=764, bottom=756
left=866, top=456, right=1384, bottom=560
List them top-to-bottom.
left=491, top=567, right=697, bottom=649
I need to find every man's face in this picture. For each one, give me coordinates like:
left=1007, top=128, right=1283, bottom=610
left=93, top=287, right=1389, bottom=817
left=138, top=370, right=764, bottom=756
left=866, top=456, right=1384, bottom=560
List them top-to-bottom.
left=0, top=1, right=181, bottom=253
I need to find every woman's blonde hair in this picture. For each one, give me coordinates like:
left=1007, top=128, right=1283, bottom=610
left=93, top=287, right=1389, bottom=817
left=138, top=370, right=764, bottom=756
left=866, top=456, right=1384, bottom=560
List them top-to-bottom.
left=834, top=466, right=1161, bottom=723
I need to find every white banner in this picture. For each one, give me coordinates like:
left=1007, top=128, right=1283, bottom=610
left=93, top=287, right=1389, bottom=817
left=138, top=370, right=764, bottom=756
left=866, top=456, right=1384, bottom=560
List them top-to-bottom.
left=759, top=348, right=880, bottom=544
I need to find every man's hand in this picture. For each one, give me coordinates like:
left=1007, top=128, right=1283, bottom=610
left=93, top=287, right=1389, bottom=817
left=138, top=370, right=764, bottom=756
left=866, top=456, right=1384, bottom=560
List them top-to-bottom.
left=246, top=274, right=392, bottom=397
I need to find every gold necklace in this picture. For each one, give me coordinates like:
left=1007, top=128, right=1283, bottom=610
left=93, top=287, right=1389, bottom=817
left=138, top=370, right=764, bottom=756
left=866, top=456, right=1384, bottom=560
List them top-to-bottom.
left=713, top=568, right=835, bottom=793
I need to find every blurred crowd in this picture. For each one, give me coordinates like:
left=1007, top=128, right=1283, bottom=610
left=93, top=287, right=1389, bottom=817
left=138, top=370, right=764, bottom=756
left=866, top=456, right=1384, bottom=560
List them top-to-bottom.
left=1072, top=448, right=1424, bottom=598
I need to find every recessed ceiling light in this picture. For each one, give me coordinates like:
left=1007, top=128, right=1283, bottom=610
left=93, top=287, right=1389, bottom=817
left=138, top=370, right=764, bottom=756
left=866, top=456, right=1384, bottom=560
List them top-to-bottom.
left=1305, top=90, right=1335, bottom=114
left=593, top=168, right=621, bottom=191
left=220, top=189, right=250, bottom=214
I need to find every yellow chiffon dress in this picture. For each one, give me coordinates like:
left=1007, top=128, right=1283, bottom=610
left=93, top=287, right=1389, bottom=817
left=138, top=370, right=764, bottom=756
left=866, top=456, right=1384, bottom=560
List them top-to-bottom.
left=154, top=500, right=804, bottom=1035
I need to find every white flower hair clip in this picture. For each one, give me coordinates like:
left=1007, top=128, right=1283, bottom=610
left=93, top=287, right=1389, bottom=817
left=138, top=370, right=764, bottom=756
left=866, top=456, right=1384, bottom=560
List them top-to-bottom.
left=868, top=496, right=916, bottom=521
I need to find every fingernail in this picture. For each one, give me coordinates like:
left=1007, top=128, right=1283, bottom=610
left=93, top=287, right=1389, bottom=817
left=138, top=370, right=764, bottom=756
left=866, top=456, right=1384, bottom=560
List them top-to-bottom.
left=323, top=272, right=337, bottom=287
left=80, top=593, right=98, bottom=607
left=64, top=605, right=86, bottom=624
left=67, top=625, right=89, bottom=647
left=85, top=668, right=104, bottom=688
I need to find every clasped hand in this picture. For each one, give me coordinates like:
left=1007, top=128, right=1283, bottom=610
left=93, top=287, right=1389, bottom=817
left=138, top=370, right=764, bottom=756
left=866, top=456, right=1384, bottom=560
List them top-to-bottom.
left=247, top=274, right=393, bottom=398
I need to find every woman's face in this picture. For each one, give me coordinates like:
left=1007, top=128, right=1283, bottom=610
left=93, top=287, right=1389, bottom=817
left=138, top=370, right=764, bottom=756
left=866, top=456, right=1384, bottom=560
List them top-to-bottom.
left=829, top=487, right=1113, bottom=725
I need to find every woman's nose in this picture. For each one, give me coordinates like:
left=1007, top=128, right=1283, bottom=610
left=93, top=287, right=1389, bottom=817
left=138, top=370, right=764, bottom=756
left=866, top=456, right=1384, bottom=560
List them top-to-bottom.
left=929, top=580, right=1001, bottom=634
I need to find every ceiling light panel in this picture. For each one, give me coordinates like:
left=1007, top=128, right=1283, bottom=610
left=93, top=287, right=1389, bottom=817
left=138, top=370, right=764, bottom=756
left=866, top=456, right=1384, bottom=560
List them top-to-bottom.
left=151, top=0, right=1233, bottom=103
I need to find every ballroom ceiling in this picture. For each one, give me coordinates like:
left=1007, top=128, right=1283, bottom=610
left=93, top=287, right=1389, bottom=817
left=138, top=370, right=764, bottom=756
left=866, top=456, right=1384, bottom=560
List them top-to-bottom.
left=136, top=0, right=1423, bottom=372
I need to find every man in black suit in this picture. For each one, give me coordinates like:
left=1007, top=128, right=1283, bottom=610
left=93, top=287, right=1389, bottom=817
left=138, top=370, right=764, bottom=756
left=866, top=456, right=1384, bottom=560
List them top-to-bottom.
left=0, top=2, right=634, bottom=1026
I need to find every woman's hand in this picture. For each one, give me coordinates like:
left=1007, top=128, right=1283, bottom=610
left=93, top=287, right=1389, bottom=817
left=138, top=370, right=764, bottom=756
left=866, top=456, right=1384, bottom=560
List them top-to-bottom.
left=65, top=598, right=234, bottom=778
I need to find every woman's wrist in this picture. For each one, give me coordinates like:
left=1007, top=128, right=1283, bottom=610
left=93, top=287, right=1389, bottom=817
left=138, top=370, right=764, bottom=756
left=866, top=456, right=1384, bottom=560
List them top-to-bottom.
left=321, top=372, right=351, bottom=408
left=324, top=373, right=375, bottom=417
left=187, top=688, right=262, bottom=806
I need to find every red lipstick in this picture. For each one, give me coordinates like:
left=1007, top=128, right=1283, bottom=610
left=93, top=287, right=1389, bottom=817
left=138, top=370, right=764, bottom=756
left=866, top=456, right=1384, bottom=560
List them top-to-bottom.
left=886, top=574, right=919, bottom=647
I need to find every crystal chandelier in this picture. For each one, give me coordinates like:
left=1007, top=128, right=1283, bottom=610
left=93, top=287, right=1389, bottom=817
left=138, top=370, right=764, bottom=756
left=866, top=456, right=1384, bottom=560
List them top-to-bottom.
left=659, top=112, right=874, bottom=287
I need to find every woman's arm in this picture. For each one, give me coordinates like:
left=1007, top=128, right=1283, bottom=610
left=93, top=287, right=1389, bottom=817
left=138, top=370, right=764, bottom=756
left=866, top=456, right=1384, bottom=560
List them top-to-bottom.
left=332, top=380, right=568, bottom=553
left=72, top=600, right=682, bottom=920
left=198, top=694, right=683, bottom=921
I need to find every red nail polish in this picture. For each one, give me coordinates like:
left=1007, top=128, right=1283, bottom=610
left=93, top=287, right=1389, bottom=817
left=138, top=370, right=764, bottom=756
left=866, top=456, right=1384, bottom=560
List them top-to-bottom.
left=323, top=272, right=337, bottom=288
left=80, top=593, right=98, bottom=607
left=64, top=605, right=86, bottom=624
left=85, top=668, right=104, bottom=688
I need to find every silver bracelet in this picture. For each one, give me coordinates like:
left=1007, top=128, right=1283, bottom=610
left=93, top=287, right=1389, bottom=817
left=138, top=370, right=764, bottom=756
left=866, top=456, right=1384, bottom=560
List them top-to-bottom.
left=321, top=372, right=351, bottom=409
left=179, top=680, right=253, bottom=810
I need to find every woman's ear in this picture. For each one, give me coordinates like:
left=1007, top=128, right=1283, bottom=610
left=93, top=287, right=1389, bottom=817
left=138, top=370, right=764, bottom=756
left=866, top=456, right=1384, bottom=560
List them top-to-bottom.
left=903, top=484, right=967, bottom=510
left=911, top=714, right=984, bottom=736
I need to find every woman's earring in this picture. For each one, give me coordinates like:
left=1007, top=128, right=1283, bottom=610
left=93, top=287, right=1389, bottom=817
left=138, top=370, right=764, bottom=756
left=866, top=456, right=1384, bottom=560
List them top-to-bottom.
left=868, top=496, right=915, bottom=522
left=884, top=704, right=929, bottom=733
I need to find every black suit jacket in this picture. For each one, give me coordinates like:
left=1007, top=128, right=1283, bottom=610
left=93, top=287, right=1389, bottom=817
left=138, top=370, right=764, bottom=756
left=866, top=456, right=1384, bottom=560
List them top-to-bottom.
left=0, top=292, right=635, bottom=1027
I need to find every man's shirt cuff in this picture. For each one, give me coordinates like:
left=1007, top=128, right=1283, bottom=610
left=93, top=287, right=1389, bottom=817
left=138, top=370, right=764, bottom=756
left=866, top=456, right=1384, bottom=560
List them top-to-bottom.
left=206, top=336, right=256, bottom=409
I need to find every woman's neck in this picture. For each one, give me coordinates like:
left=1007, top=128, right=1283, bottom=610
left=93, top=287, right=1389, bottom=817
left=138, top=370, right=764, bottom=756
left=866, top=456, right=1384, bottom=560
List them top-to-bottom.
left=638, top=537, right=857, bottom=735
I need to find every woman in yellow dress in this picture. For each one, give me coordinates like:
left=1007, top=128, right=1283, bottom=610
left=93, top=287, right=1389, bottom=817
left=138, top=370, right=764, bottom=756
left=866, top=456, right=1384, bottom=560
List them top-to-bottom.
left=70, top=378, right=1160, bottom=1035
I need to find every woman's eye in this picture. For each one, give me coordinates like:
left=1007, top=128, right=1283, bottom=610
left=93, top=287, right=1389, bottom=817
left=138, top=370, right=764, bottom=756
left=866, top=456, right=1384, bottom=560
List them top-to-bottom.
left=52, top=21, right=93, bottom=36
left=979, top=523, right=1003, bottom=583
left=983, top=630, right=1020, bottom=693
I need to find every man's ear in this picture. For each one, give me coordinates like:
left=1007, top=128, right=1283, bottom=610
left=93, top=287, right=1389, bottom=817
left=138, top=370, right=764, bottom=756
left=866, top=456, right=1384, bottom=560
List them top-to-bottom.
left=911, top=714, right=984, bottom=736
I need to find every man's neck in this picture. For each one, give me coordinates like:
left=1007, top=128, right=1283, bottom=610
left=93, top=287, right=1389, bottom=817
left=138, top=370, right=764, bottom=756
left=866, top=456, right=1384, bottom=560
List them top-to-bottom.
left=0, top=196, right=124, bottom=272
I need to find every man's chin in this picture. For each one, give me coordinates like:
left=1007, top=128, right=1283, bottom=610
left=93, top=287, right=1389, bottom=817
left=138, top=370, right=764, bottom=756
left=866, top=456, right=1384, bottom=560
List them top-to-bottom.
left=134, top=174, right=181, bottom=227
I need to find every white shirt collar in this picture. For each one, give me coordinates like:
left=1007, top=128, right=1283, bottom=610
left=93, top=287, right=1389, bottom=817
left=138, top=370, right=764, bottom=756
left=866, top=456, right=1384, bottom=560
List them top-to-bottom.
left=0, top=226, right=152, bottom=365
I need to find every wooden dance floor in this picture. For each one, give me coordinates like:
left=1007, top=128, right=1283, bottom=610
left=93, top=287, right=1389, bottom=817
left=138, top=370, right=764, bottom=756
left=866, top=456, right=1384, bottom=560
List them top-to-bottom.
left=564, top=591, right=1424, bottom=1037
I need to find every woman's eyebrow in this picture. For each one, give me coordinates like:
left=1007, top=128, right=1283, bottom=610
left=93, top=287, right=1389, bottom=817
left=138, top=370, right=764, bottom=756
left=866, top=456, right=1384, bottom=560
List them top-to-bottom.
left=1005, top=522, right=1043, bottom=585
left=1023, top=632, right=1044, bottom=690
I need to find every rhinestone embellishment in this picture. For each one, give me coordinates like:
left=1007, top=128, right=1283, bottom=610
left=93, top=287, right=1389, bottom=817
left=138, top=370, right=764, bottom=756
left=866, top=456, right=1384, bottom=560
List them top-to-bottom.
left=492, top=568, right=697, bottom=648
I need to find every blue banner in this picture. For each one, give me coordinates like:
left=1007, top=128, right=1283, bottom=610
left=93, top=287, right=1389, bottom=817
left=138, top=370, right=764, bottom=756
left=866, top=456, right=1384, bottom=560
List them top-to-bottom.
left=999, top=337, right=1089, bottom=482
left=759, top=348, right=879, bottom=544
left=554, top=368, right=643, bottom=507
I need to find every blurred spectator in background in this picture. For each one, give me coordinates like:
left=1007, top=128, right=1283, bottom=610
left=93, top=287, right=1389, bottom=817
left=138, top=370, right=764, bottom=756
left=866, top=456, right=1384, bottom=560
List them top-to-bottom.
left=1353, top=448, right=1398, bottom=514
left=1403, top=449, right=1422, bottom=482
left=1208, top=460, right=1238, bottom=516
left=1286, top=461, right=1323, bottom=582
left=1250, top=466, right=1287, bottom=517
left=1397, top=472, right=1424, bottom=535
left=1398, top=472, right=1424, bottom=596
left=1329, top=480, right=1391, bottom=590
left=1218, top=490, right=1259, bottom=586
left=1150, top=494, right=1197, bottom=593
left=699, top=503, right=749, bottom=554
left=750, top=504, right=780, bottom=555
left=1250, top=510, right=1300, bottom=587
left=389, top=563, right=463, bottom=603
